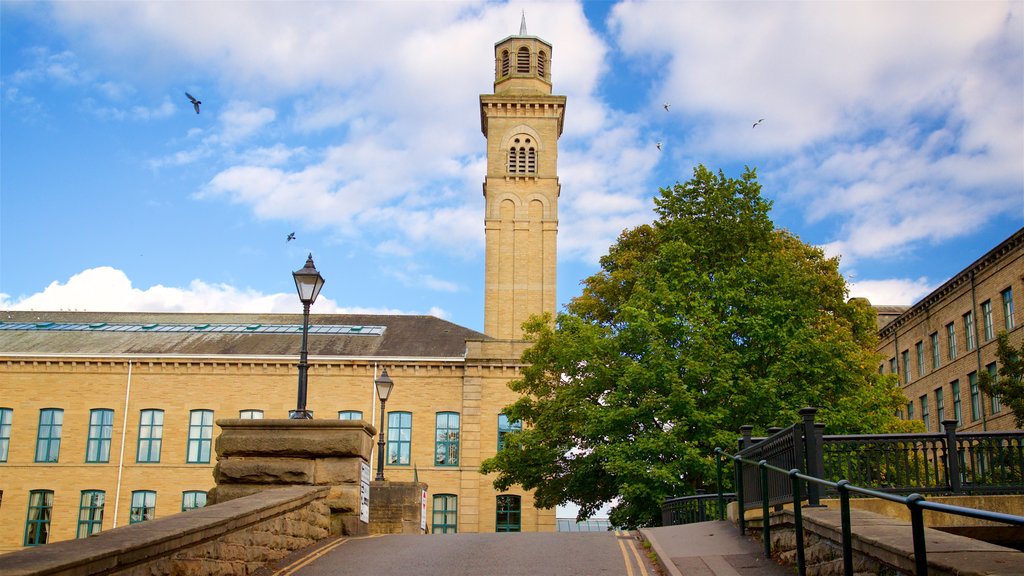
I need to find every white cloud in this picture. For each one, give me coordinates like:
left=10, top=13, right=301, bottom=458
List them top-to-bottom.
left=0, top=267, right=442, bottom=316
left=848, top=277, right=936, bottom=306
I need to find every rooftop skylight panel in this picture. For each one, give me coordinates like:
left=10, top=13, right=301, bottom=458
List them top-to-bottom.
left=0, top=321, right=385, bottom=336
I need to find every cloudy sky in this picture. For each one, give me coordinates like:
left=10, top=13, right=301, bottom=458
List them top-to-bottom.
left=2, top=1, right=1021, bottom=332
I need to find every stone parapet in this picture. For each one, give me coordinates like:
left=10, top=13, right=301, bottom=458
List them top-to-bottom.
left=369, top=481, right=428, bottom=535
left=0, top=486, right=328, bottom=576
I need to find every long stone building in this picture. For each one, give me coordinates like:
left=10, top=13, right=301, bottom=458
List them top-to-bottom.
left=0, top=24, right=564, bottom=552
left=877, top=227, right=1023, bottom=432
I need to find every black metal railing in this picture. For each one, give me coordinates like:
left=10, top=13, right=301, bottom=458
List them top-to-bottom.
left=717, top=447, right=1024, bottom=576
left=661, top=492, right=736, bottom=526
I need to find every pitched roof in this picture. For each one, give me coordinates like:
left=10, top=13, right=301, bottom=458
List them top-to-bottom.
left=0, top=311, right=488, bottom=359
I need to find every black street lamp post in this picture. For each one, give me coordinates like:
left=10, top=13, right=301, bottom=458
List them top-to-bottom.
left=290, top=254, right=325, bottom=419
left=374, top=369, right=394, bottom=481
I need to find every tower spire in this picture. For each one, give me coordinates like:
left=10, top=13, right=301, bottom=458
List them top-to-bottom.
left=520, top=11, right=528, bottom=36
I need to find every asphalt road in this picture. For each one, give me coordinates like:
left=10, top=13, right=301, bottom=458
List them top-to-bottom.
left=259, top=531, right=656, bottom=576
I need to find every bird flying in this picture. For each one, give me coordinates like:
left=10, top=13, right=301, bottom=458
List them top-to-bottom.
left=185, top=92, right=201, bottom=114
left=663, top=103, right=671, bottom=112
left=752, top=118, right=765, bottom=128
left=656, top=141, right=662, bottom=151
left=286, top=232, right=296, bottom=242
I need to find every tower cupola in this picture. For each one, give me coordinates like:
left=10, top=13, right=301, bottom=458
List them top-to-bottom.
left=492, top=14, right=553, bottom=95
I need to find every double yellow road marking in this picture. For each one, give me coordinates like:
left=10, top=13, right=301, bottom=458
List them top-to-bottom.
left=615, top=530, right=651, bottom=576
left=271, top=534, right=383, bottom=576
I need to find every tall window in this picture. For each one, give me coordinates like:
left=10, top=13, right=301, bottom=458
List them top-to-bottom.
left=516, top=47, right=530, bottom=73
left=507, top=137, right=537, bottom=174
left=1002, top=288, right=1015, bottom=330
left=981, top=300, right=994, bottom=341
left=963, top=311, right=976, bottom=352
left=946, top=322, right=957, bottom=361
left=930, top=332, right=940, bottom=369
left=915, top=341, right=925, bottom=378
left=901, top=350, right=910, bottom=383
left=888, top=358, right=897, bottom=374
left=987, top=362, right=1001, bottom=413
left=969, top=371, right=981, bottom=422
left=951, top=380, right=962, bottom=426
left=934, top=388, right=945, bottom=424
left=919, top=395, right=929, bottom=431
left=906, top=402, right=915, bottom=420
left=0, top=407, right=11, bottom=462
left=35, top=408, right=63, bottom=463
left=86, top=409, right=114, bottom=463
left=137, top=409, right=163, bottom=463
left=239, top=409, right=263, bottom=419
left=187, top=410, right=214, bottom=464
left=338, top=410, right=363, bottom=420
left=387, top=412, right=412, bottom=465
left=435, top=412, right=460, bottom=466
left=498, top=414, right=522, bottom=451
left=24, top=490, right=53, bottom=546
left=77, top=490, right=105, bottom=538
left=130, top=490, right=156, bottom=524
left=182, top=490, right=207, bottom=511
left=432, top=494, right=458, bottom=534
left=496, top=495, right=521, bottom=532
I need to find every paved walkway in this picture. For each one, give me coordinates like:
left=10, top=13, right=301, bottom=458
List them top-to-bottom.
left=641, top=521, right=792, bottom=576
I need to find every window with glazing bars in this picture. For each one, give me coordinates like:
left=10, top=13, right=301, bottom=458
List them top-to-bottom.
left=1003, top=288, right=1015, bottom=330
left=982, top=300, right=994, bottom=341
left=963, top=311, right=976, bottom=352
left=946, top=322, right=957, bottom=360
left=930, top=332, right=940, bottom=369
left=915, top=341, right=925, bottom=378
left=901, top=350, right=910, bottom=383
left=987, top=362, right=1001, bottom=413
left=969, top=372, right=981, bottom=421
left=951, top=380, right=962, bottom=426
left=935, top=388, right=945, bottom=424
left=920, top=395, right=929, bottom=431
left=907, top=402, right=915, bottom=420
left=0, top=407, right=11, bottom=462
left=35, top=409, right=63, bottom=463
left=86, top=409, right=114, bottom=463
left=137, top=409, right=163, bottom=463
left=239, top=409, right=263, bottom=419
left=187, top=410, right=214, bottom=464
left=338, top=410, right=363, bottom=420
left=387, top=412, right=412, bottom=465
left=435, top=412, right=460, bottom=466
left=498, top=414, right=522, bottom=451
left=24, top=490, right=53, bottom=546
left=77, top=490, right=105, bottom=538
left=130, top=490, right=156, bottom=524
left=182, top=490, right=207, bottom=511
left=432, top=494, right=458, bottom=534
left=496, top=495, right=521, bottom=532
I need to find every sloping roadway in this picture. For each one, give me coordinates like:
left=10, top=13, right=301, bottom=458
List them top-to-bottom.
left=257, top=530, right=655, bottom=576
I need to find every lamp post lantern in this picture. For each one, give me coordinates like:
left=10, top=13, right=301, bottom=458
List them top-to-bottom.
left=290, top=254, right=325, bottom=419
left=374, top=369, right=394, bottom=481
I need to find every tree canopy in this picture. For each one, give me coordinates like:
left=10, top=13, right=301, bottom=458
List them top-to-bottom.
left=480, top=165, right=911, bottom=528
left=978, top=332, right=1024, bottom=428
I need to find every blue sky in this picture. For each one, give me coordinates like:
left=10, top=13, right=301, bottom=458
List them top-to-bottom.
left=2, top=1, right=1022, bottom=333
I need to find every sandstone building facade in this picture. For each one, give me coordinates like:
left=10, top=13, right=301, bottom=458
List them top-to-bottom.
left=0, top=25, right=564, bottom=552
left=876, top=227, right=1023, bottom=433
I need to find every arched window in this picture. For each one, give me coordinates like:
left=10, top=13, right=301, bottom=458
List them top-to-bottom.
left=517, top=47, right=530, bottom=73
left=500, top=50, right=510, bottom=77
left=537, top=51, right=547, bottom=79
left=507, top=137, right=537, bottom=175
left=496, top=495, right=521, bottom=532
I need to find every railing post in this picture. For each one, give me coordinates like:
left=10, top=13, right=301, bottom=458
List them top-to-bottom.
left=800, top=407, right=823, bottom=506
left=942, top=419, right=962, bottom=493
left=715, top=448, right=726, bottom=521
left=735, top=456, right=746, bottom=535
left=760, top=460, right=771, bottom=559
left=789, top=469, right=806, bottom=576
left=837, top=480, right=854, bottom=576
left=907, top=493, right=929, bottom=576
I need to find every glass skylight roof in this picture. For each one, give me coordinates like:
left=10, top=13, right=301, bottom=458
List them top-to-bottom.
left=0, top=322, right=385, bottom=336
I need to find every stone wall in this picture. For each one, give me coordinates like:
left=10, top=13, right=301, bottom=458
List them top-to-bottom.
left=208, top=418, right=375, bottom=537
left=369, top=481, right=428, bottom=535
left=0, top=486, right=328, bottom=576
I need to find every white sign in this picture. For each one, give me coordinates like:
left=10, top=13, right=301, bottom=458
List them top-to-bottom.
left=360, top=462, right=371, bottom=523
left=420, top=488, right=428, bottom=532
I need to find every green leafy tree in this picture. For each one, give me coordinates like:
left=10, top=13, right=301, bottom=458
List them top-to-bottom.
left=480, top=165, right=911, bottom=528
left=978, top=332, right=1024, bottom=427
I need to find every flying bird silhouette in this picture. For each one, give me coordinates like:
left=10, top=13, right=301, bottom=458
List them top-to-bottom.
left=185, top=92, right=201, bottom=114
left=663, top=103, right=671, bottom=112
left=752, top=118, right=765, bottom=128
left=656, top=141, right=663, bottom=151
left=286, top=232, right=296, bottom=242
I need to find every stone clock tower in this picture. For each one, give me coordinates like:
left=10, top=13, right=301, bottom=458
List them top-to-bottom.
left=480, top=18, right=566, bottom=340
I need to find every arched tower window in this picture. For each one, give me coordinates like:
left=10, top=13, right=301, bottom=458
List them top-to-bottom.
left=517, top=47, right=530, bottom=74
left=500, top=50, right=510, bottom=78
left=537, top=51, right=547, bottom=79
left=507, top=136, right=537, bottom=175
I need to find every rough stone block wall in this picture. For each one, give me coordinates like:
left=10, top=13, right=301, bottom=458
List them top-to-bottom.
left=369, top=482, right=427, bottom=535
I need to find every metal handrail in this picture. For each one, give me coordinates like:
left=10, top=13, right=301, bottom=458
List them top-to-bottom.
left=715, top=447, right=1024, bottom=576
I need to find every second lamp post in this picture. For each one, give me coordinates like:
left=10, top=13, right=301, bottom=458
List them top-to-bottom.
left=290, top=254, right=325, bottom=419
left=374, top=369, right=394, bottom=481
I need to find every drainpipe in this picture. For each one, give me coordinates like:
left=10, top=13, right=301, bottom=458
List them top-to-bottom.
left=969, top=271, right=987, bottom=431
left=113, top=360, right=132, bottom=528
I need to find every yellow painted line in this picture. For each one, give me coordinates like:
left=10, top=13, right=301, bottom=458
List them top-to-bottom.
left=616, top=531, right=636, bottom=576
left=624, top=533, right=651, bottom=576
left=273, top=534, right=384, bottom=576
